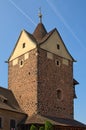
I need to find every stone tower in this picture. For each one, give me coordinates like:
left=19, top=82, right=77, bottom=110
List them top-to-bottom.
left=8, top=17, right=78, bottom=119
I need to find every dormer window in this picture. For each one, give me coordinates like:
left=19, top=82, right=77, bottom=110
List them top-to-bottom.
left=22, top=43, right=26, bottom=48
left=57, top=44, right=60, bottom=50
left=0, top=95, right=7, bottom=103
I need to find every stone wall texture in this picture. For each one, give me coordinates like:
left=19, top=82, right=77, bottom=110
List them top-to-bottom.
left=8, top=47, right=74, bottom=119
left=8, top=48, right=38, bottom=117
left=37, top=48, right=74, bottom=119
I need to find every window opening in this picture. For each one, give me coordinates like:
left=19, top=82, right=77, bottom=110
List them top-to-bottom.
left=22, top=43, right=26, bottom=48
left=57, top=44, right=60, bottom=49
left=19, top=59, right=24, bottom=67
left=20, top=60, right=23, bottom=66
left=56, top=60, right=60, bottom=66
left=57, top=60, right=59, bottom=65
left=57, top=90, right=62, bottom=100
left=10, top=119, right=16, bottom=130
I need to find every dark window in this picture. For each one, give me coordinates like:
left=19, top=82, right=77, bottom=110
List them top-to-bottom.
left=22, top=43, right=26, bottom=48
left=57, top=44, right=60, bottom=49
left=19, top=59, right=24, bottom=67
left=20, top=60, right=23, bottom=65
left=56, top=60, right=60, bottom=66
left=57, top=60, right=59, bottom=65
left=57, top=90, right=62, bottom=100
left=0, top=117, right=2, bottom=128
left=10, top=119, right=16, bottom=130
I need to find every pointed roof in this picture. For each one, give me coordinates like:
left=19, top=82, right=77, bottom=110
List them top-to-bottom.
left=33, top=23, right=47, bottom=42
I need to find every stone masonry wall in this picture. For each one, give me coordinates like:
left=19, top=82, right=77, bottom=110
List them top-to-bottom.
left=8, top=47, right=74, bottom=119
left=8, top=48, right=38, bottom=117
left=37, top=48, right=74, bottom=119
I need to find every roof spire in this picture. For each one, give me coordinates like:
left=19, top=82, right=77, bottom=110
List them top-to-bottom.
left=38, top=8, right=42, bottom=23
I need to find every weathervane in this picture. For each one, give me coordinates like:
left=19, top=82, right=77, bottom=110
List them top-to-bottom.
left=38, top=7, right=42, bottom=23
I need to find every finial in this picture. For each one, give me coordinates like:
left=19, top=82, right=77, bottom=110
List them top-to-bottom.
left=38, top=8, right=42, bottom=23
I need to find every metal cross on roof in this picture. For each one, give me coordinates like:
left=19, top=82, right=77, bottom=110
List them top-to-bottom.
left=38, top=8, right=42, bottom=23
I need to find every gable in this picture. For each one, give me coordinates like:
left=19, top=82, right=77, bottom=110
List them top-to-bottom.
left=9, top=30, right=37, bottom=61
left=40, top=30, right=74, bottom=61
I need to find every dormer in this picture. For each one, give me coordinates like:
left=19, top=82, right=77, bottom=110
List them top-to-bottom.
left=0, top=95, right=7, bottom=103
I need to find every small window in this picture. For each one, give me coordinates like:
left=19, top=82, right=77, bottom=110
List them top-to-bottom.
left=22, top=43, right=26, bottom=48
left=57, top=44, right=60, bottom=49
left=19, top=59, right=24, bottom=67
left=20, top=60, right=23, bottom=65
left=55, top=60, right=60, bottom=66
left=57, top=61, right=59, bottom=65
left=57, top=90, right=62, bottom=100
left=0, top=117, right=2, bottom=128
left=10, top=119, right=16, bottom=130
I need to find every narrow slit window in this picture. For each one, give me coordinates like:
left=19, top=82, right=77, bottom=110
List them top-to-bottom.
left=22, top=43, right=26, bottom=48
left=57, top=44, right=60, bottom=49
left=19, top=59, right=24, bottom=67
left=20, top=60, right=23, bottom=65
left=55, top=60, right=60, bottom=66
left=57, top=61, right=59, bottom=65
left=57, top=90, right=62, bottom=100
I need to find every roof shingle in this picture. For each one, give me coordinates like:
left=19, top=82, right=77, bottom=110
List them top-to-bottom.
left=33, top=23, right=47, bottom=43
left=0, top=87, right=24, bottom=114
left=25, top=114, right=86, bottom=127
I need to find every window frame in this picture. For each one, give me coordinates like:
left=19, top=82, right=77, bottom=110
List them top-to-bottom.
left=10, top=119, right=16, bottom=130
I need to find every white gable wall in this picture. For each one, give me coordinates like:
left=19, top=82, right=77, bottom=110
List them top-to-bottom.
left=9, top=30, right=36, bottom=61
left=40, top=30, right=72, bottom=61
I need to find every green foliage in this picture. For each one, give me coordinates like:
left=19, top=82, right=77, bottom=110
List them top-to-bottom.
left=30, top=121, right=53, bottom=130
left=45, top=121, right=53, bottom=130
left=30, top=125, right=38, bottom=130
left=39, top=126, right=45, bottom=130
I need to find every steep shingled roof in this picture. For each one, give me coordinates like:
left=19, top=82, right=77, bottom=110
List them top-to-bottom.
left=8, top=22, right=75, bottom=62
left=33, top=23, right=47, bottom=43
left=0, top=87, right=24, bottom=114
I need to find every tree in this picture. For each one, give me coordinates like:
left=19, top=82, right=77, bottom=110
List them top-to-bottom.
left=30, top=121, right=53, bottom=130
left=45, top=121, right=53, bottom=130
left=30, top=125, right=38, bottom=130
left=39, top=126, right=45, bottom=130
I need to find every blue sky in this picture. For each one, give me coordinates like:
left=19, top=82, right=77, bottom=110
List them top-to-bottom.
left=0, top=0, right=86, bottom=124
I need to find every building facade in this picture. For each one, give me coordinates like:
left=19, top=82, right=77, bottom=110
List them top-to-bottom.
left=0, top=15, right=86, bottom=130
left=8, top=22, right=76, bottom=119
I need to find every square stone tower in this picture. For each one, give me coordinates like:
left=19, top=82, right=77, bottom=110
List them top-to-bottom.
left=8, top=20, right=78, bottom=119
